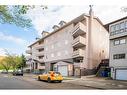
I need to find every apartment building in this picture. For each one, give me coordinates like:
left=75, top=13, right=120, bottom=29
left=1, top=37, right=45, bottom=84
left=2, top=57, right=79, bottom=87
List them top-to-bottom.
left=26, top=6, right=109, bottom=76
left=105, top=16, right=127, bottom=80
left=26, top=31, right=49, bottom=73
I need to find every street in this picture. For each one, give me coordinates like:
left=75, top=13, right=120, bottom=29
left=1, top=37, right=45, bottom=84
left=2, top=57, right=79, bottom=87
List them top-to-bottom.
left=0, top=74, right=96, bottom=89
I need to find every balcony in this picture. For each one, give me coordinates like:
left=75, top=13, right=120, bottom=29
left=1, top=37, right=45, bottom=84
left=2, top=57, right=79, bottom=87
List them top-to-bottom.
left=72, top=22, right=86, bottom=37
left=72, top=36, right=86, bottom=47
left=35, top=44, right=44, bottom=50
left=26, top=49, right=32, bottom=54
left=72, top=49, right=85, bottom=58
left=35, top=51, right=44, bottom=56
left=26, top=55, right=32, bottom=60
left=37, top=58, right=44, bottom=63
left=38, top=66, right=45, bottom=69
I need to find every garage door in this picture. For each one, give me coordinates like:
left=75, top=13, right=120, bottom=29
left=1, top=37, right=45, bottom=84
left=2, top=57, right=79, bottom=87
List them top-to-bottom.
left=58, top=66, right=68, bottom=76
left=116, top=69, right=127, bottom=80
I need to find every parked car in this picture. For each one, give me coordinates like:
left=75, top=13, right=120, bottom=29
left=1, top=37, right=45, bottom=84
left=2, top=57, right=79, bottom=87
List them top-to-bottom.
left=1, top=70, right=8, bottom=74
left=13, top=70, right=23, bottom=76
left=38, top=71, right=63, bottom=83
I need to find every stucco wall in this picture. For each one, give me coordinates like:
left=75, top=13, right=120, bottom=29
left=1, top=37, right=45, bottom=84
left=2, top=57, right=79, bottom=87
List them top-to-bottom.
left=88, top=18, right=109, bottom=69
left=44, top=24, right=74, bottom=62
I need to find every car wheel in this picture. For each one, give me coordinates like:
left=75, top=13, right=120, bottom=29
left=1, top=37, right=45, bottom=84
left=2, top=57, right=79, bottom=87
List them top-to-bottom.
left=38, top=76, right=41, bottom=81
left=47, top=78, right=51, bottom=83
left=58, top=81, right=62, bottom=83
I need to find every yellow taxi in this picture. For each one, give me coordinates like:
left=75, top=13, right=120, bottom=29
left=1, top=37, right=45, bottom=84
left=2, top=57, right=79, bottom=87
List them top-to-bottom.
left=38, top=71, right=63, bottom=83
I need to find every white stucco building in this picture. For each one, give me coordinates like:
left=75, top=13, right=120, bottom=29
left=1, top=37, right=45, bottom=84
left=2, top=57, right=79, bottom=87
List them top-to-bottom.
left=26, top=6, right=109, bottom=76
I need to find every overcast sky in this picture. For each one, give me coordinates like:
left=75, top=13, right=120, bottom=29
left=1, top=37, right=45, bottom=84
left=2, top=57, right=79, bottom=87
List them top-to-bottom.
left=0, top=5, right=127, bottom=56
left=28, top=5, right=127, bottom=36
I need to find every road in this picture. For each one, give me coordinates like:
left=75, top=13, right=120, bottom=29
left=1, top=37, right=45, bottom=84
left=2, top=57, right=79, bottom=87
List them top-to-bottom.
left=0, top=74, right=96, bottom=89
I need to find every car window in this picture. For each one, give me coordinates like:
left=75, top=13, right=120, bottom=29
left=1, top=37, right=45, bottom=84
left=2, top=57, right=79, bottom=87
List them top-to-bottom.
left=43, top=71, right=47, bottom=74
left=48, top=71, right=55, bottom=74
left=55, top=72, right=61, bottom=74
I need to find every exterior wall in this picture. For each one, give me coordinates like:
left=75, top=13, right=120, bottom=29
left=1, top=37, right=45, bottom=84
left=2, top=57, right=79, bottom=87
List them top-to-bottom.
left=26, top=14, right=109, bottom=76
left=86, top=18, right=109, bottom=70
left=109, top=18, right=127, bottom=79
left=44, top=24, right=74, bottom=62
left=110, top=36, right=127, bottom=67
left=26, top=41, right=45, bottom=73
left=54, top=61, right=73, bottom=76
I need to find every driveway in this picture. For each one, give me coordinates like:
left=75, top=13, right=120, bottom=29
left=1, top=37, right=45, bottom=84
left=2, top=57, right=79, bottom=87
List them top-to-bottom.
left=64, top=75, right=127, bottom=89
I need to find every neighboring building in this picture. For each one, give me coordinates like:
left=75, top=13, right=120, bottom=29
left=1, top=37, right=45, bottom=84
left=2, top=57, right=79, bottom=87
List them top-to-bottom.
left=26, top=6, right=109, bottom=76
left=105, top=16, right=127, bottom=80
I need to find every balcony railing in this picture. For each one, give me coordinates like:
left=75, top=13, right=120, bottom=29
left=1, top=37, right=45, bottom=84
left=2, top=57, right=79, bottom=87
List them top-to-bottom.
left=72, top=22, right=86, bottom=36
left=72, top=36, right=86, bottom=47
left=35, top=44, right=44, bottom=50
left=26, top=49, right=32, bottom=54
left=72, top=49, right=85, bottom=58
left=35, top=51, right=44, bottom=56
left=26, top=55, right=32, bottom=60
left=36, top=58, right=44, bottom=63
left=74, top=62, right=84, bottom=68
left=38, top=66, right=45, bottom=69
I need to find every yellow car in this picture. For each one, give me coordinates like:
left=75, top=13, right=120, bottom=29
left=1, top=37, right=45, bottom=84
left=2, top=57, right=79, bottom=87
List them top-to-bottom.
left=38, top=71, right=63, bottom=83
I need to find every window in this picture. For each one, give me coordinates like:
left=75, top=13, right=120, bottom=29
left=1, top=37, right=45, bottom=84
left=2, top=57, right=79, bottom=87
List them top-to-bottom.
left=125, top=21, right=127, bottom=28
left=110, top=22, right=126, bottom=36
left=120, top=22, right=125, bottom=29
left=115, top=24, right=119, bottom=31
left=110, top=25, right=115, bottom=32
left=110, top=25, right=116, bottom=35
left=114, top=38, right=126, bottom=45
left=45, top=39, right=48, bottom=43
left=120, top=39, right=126, bottom=44
left=65, top=40, right=68, bottom=45
left=114, top=40, right=120, bottom=45
left=57, top=42, right=61, bottom=47
left=51, top=45, right=54, bottom=49
left=45, top=47, right=48, bottom=51
left=38, top=48, right=44, bottom=52
left=65, top=50, right=68, bottom=55
left=57, top=52, right=61, bottom=56
left=51, top=53, right=54, bottom=57
left=113, top=54, right=126, bottom=59
left=38, top=56, right=44, bottom=59
left=40, top=63, right=45, bottom=66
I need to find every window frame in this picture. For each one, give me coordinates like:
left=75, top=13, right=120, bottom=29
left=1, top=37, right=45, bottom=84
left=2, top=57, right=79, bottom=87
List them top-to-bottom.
left=114, top=38, right=126, bottom=46
left=113, top=54, right=126, bottom=59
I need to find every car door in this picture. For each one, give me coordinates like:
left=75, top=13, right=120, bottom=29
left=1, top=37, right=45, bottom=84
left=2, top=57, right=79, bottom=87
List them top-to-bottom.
left=40, top=71, right=46, bottom=80
left=44, top=71, right=50, bottom=80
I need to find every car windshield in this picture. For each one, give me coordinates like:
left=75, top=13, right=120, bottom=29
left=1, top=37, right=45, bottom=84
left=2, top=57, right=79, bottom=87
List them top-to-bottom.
left=54, top=72, right=61, bottom=74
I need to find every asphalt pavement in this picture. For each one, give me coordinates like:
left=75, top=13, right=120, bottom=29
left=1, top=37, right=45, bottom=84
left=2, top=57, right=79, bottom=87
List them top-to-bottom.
left=0, top=74, right=95, bottom=89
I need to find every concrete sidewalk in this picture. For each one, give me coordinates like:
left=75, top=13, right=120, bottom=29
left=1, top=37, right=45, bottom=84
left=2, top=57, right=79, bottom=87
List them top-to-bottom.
left=64, top=75, right=127, bottom=89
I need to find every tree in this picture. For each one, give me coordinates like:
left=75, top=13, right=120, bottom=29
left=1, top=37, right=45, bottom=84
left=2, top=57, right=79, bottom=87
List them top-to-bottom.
left=0, top=5, right=47, bottom=28
left=16, top=54, right=26, bottom=70
left=21, top=54, right=26, bottom=68
left=0, top=57, right=12, bottom=73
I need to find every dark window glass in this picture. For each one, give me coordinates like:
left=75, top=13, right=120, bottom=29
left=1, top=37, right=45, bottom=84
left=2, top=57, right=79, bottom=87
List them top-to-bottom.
left=113, top=54, right=125, bottom=59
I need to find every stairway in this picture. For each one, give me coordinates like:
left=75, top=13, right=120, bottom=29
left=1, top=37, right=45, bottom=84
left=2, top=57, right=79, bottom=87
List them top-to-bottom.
left=96, top=59, right=110, bottom=77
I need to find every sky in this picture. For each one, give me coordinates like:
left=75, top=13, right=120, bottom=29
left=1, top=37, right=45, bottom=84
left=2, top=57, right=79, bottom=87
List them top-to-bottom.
left=0, top=5, right=127, bottom=56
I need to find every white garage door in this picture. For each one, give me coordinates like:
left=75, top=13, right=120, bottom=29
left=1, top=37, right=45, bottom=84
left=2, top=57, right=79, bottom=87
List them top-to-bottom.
left=58, top=66, right=68, bottom=76
left=116, top=69, right=127, bottom=80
